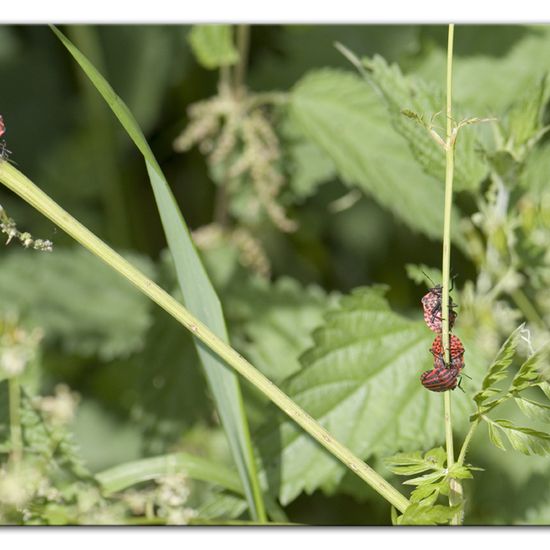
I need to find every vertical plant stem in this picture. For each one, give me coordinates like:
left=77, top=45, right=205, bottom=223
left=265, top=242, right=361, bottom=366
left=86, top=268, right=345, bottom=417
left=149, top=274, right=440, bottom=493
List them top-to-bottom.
left=441, top=23, right=463, bottom=524
left=233, top=25, right=250, bottom=97
left=8, top=376, right=23, bottom=468
left=457, top=418, right=481, bottom=466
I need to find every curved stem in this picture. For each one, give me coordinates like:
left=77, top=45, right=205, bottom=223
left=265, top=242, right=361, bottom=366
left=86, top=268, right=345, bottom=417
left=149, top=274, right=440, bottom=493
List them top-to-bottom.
left=0, top=161, right=411, bottom=514
left=457, top=418, right=481, bottom=466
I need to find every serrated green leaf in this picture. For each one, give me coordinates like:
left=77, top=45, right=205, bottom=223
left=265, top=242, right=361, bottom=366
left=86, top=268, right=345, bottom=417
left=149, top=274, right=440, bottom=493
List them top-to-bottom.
left=187, top=25, right=238, bottom=69
left=51, top=26, right=265, bottom=520
left=363, top=54, right=487, bottom=192
left=289, top=68, right=464, bottom=243
left=503, top=75, right=547, bottom=154
left=0, top=248, right=154, bottom=360
left=225, top=276, right=335, bottom=383
left=255, top=287, right=481, bottom=505
left=474, top=325, right=524, bottom=406
left=510, top=343, right=550, bottom=394
left=515, top=397, right=550, bottom=423
left=487, top=419, right=507, bottom=451
left=494, top=419, right=550, bottom=456
left=96, top=452, right=243, bottom=496
left=448, top=465, right=474, bottom=480
left=402, top=470, right=447, bottom=487
left=410, top=482, right=443, bottom=506
left=399, top=503, right=459, bottom=526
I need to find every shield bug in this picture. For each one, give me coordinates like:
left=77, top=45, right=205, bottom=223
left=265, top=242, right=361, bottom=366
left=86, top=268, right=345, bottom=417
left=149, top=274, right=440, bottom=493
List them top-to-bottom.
left=421, top=284, right=457, bottom=333
left=430, top=334, right=465, bottom=371
left=420, top=364, right=460, bottom=392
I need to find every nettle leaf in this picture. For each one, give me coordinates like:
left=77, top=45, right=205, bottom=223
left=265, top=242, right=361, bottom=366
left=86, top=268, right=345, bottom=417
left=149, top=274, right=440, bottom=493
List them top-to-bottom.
left=187, top=25, right=238, bottom=70
left=363, top=54, right=487, bottom=192
left=289, top=69, right=464, bottom=243
left=503, top=75, right=548, bottom=153
left=281, top=116, right=337, bottom=200
left=0, top=248, right=155, bottom=360
left=225, top=277, right=336, bottom=384
left=255, top=287, right=479, bottom=505
left=473, top=324, right=524, bottom=408
left=538, top=381, right=550, bottom=400
left=492, top=419, right=550, bottom=456
left=402, top=470, right=447, bottom=487
left=410, top=482, right=443, bottom=506
left=398, top=503, right=460, bottom=526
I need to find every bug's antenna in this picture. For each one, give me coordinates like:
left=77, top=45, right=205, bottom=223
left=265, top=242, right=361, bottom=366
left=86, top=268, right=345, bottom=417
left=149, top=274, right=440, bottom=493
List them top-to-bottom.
left=421, top=269, right=437, bottom=288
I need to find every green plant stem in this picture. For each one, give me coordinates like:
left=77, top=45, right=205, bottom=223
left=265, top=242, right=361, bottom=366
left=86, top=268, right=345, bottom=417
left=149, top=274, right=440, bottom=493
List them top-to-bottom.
left=441, top=23, right=463, bottom=524
left=234, top=25, right=250, bottom=97
left=0, top=160, right=411, bottom=514
left=8, top=376, right=23, bottom=468
left=457, top=418, right=481, bottom=466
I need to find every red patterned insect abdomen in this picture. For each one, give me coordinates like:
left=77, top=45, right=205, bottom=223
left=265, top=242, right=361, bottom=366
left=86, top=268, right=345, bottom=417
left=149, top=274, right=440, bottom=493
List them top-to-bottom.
left=0, top=116, right=5, bottom=138
left=421, top=285, right=457, bottom=333
left=430, top=334, right=465, bottom=371
left=420, top=365, right=460, bottom=392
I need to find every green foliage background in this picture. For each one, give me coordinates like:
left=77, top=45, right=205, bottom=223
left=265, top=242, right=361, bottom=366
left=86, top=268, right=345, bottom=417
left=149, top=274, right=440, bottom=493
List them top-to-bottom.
left=1, top=24, right=550, bottom=525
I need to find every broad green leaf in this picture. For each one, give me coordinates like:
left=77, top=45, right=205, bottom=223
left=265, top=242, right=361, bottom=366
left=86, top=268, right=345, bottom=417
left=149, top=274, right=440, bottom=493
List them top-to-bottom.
left=188, top=25, right=238, bottom=69
left=412, top=26, right=550, bottom=114
left=51, top=27, right=265, bottom=520
left=362, top=54, right=487, bottom=192
left=289, top=69, right=463, bottom=243
left=503, top=75, right=548, bottom=155
left=281, top=116, right=337, bottom=200
left=0, top=248, right=154, bottom=360
left=225, top=276, right=336, bottom=383
left=255, top=287, right=481, bottom=505
left=130, top=298, right=210, bottom=453
left=515, top=397, right=550, bottom=423
left=494, top=419, right=550, bottom=456
left=96, top=452, right=243, bottom=495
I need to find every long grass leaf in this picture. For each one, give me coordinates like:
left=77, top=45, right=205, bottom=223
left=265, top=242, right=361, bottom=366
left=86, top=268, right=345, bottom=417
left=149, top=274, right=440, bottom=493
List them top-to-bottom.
left=50, top=25, right=266, bottom=521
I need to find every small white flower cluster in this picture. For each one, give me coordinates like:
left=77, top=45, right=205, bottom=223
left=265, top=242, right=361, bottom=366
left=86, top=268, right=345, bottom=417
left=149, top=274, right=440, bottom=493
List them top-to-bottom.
left=0, top=316, right=43, bottom=379
left=34, top=384, right=80, bottom=427
left=155, top=473, right=197, bottom=525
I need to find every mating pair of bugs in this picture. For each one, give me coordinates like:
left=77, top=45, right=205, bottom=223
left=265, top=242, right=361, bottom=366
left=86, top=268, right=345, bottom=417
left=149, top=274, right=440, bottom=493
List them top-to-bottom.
left=420, top=283, right=466, bottom=392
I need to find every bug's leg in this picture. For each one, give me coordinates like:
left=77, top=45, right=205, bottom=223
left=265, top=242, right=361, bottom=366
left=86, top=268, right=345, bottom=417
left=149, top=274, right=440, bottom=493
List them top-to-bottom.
left=457, top=376, right=466, bottom=392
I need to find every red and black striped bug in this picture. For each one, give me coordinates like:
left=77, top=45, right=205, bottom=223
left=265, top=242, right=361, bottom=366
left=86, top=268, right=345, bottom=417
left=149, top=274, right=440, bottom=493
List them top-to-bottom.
left=0, top=115, right=5, bottom=138
left=421, top=283, right=457, bottom=333
left=430, top=334, right=465, bottom=371
left=420, top=364, right=460, bottom=392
